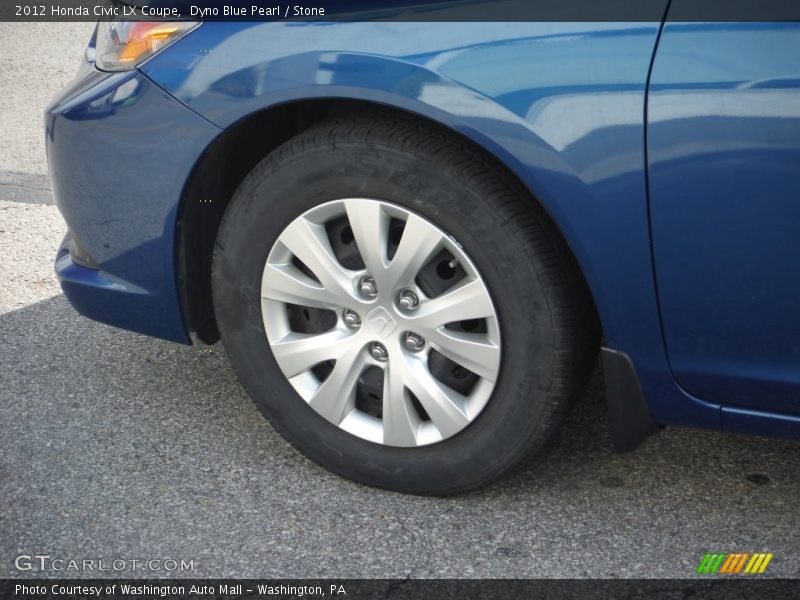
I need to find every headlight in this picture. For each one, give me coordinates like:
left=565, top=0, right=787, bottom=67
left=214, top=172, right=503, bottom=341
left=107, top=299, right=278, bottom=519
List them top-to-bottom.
left=95, top=20, right=199, bottom=71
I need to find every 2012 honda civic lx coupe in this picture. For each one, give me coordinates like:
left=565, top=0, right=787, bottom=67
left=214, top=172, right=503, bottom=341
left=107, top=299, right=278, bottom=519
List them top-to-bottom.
left=47, top=7, right=800, bottom=494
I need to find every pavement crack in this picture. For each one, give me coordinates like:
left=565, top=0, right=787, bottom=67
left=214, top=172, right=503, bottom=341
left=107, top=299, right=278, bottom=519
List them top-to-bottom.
left=0, top=170, right=54, bottom=205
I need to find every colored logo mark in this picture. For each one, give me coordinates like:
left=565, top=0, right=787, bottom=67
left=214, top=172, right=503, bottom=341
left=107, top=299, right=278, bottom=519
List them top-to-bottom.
left=696, top=552, right=773, bottom=574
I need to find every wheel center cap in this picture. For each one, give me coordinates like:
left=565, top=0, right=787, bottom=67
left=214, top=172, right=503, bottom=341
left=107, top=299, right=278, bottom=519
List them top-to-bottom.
left=365, top=306, right=397, bottom=339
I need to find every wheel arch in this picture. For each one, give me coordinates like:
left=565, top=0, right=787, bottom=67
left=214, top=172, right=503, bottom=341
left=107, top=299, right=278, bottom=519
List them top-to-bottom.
left=177, top=97, right=602, bottom=349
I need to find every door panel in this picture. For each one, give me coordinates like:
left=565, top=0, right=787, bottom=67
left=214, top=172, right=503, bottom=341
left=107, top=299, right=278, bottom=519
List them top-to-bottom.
left=648, top=20, right=800, bottom=414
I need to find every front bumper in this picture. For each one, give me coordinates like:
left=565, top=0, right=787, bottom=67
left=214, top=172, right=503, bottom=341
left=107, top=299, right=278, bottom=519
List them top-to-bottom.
left=47, top=62, right=221, bottom=343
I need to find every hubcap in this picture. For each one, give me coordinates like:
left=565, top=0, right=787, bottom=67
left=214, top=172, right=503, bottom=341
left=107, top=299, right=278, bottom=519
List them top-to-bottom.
left=260, top=198, right=501, bottom=447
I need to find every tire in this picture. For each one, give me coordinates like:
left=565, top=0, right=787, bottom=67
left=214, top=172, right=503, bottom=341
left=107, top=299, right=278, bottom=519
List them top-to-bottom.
left=212, top=111, right=598, bottom=495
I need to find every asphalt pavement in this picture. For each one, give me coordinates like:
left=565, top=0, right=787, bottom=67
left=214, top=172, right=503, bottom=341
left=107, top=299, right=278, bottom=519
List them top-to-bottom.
left=1, top=23, right=799, bottom=579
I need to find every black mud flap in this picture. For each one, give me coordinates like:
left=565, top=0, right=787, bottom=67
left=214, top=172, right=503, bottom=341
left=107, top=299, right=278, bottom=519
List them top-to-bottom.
left=602, top=347, right=661, bottom=453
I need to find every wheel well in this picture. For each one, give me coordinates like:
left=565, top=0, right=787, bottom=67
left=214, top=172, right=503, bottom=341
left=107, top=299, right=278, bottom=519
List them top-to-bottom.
left=177, top=99, right=601, bottom=346
left=178, top=99, right=349, bottom=341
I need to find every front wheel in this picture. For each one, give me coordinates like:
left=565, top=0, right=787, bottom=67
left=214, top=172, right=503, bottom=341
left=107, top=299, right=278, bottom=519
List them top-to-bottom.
left=212, top=112, right=597, bottom=495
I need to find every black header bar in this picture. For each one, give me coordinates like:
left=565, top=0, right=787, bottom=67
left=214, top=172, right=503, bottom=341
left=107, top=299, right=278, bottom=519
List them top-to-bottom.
left=2, top=0, right=800, bottom=22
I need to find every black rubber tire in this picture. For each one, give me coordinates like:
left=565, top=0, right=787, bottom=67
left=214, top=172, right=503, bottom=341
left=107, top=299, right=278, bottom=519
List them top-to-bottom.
left=212, top=111, right=598, bottom=495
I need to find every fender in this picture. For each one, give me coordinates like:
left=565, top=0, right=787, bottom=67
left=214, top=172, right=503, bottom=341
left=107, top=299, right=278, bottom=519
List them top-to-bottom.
left=142, top=20, right=720, bottom=430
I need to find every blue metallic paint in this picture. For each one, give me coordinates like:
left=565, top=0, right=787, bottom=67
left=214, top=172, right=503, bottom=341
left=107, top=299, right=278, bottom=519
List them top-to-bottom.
left=48, top=17, right=799, bottom=440
left=648, top=22, right=800, bottom=419
left=48, top=66, right=221, bottom=342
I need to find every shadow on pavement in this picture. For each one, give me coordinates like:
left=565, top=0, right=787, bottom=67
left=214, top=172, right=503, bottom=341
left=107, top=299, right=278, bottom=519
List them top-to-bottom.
left=2, top=295, right=798, bottom=578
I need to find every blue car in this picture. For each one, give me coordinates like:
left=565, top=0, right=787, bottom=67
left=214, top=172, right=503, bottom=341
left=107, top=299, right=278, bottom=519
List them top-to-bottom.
left=47, top=12, right=800, bottom=494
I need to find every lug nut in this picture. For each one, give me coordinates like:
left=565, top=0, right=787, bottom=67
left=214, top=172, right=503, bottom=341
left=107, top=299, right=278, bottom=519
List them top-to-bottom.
left=359, top=275, right=378, bottom=298
left=398, top=290, right=419, bottom=311
left=343, top=310, right=361, bottom=328
left=404, top=332, right=425, bottom=352
left=369, top=342, right=389, bottom=362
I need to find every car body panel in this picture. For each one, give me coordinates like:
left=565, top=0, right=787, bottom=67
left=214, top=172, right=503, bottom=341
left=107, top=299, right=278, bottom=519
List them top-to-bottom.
left=648, top=22, right=800, bottom=417
left=47, top=66, right=221, bottom=342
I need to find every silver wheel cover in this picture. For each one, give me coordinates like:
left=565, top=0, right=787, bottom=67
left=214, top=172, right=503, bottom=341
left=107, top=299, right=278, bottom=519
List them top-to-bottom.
left=261, top=199, right=501, bottom=447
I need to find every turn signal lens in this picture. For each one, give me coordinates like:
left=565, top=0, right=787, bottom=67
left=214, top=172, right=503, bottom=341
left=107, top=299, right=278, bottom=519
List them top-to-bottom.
left=95, top=20, right=198, bottom=71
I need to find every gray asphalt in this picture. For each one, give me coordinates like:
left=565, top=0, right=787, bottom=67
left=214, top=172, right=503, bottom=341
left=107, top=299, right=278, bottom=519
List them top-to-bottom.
left=1, top=24, right=799, bottom=580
